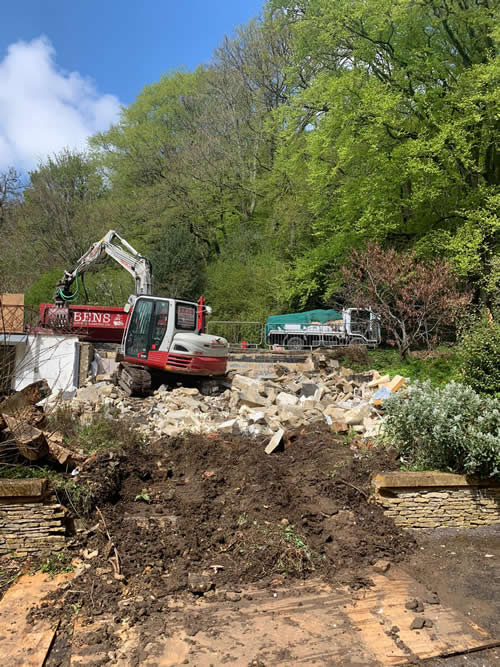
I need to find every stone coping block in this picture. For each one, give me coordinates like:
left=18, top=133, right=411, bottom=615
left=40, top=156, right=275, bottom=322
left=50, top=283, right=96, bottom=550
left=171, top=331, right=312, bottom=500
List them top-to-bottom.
left=373, top=471, right=500, bottom=491
left=0, top=478, right=47, bottom=499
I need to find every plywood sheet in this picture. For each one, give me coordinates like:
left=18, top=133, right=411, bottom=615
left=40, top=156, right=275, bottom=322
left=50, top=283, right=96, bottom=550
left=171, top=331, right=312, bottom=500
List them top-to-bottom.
left=0, top=294, right=24, bottom=333
left=344, top=566, right=497, bottom=665
left=0, top=570, right=69, bottom=666
left=69, top=571, right=497, bottom=665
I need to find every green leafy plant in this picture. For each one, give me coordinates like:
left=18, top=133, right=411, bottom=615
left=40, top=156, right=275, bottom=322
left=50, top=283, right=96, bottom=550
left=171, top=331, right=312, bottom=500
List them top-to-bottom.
left=457, top=313, right=500, bottom=396
left=384, top=381, right=500, bottom=478
left=53, top=479, right=95, bottom=517
left=134, top=490, right=151, bottom=503
left=40, top=551, right=73, bottom=579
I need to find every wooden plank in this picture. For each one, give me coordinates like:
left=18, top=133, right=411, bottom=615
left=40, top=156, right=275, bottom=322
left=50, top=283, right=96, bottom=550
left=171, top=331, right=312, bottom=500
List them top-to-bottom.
left=0, top=294, right=24, bottom=333
left=344, top=566, right=497, bottom=665
left=0, top=570, right=70, bottom=666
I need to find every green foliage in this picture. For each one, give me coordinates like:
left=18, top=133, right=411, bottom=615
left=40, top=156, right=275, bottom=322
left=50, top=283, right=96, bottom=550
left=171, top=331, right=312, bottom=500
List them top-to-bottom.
left=2, top=3, right=499, bottom=319
left=150, top=223, right=205, bottom=300
left=206, top=242, right=288, bottom=322
left=24, top=268, right=64, bottom=307
left=458, top=313, right=500, bottom=395
left=347, top=347, right=461, bottom=386
left=384, top=381, right=500, bottom=478
left=49, top=405, right=145, bottom=454
left=0, top=465, right=95, bottom=517
left=0, top=465, right=56, bottom=479
left=53, top=480, right=95, bottom=517
left=134, top=490, right=151, bottom=503
left=40, top=551, right=73, bottom=578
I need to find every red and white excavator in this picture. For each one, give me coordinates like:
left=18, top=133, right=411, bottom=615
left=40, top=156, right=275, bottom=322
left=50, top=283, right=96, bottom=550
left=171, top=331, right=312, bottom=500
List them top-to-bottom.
left=53, top=230, right=229, bottom=395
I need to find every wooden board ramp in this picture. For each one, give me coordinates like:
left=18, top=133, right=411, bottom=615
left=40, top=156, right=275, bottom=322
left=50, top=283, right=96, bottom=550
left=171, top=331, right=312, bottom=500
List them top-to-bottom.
left=344, top=566, right=497, bottom=665
left=3, top=567, right=494, bottom=665
left=0, top=570, right=69, bottom=666
left=70, top=571, right=497, bottom=665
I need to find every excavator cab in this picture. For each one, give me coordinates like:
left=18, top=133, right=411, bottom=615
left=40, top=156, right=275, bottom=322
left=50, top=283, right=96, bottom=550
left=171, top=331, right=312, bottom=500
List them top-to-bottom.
left=118, top=296, right=228, bottom=394
left=125, top=298, right=170, bottom=358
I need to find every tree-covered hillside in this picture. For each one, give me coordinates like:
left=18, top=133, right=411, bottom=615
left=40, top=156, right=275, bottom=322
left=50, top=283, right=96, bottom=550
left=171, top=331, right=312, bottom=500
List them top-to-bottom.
left=2, top=0, right=499, bottom=321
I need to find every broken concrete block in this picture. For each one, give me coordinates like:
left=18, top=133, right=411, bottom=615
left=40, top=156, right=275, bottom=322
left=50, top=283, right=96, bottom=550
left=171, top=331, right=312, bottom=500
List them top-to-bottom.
left=367, top=374, right=389, bottom=388
left=0, top=380, right=51, bottom=415
left=299, top=383, right=318, bottom=398
left=74, top=384, right=103, bottom=404
left=175, top=387, right=200, bottom=396
left=313, top=387, right=326, bottom=402
left=276, top=392, right=299, bottom=407
left=300, top=397, right=319, bottom=411
left=344, top=404, right=371, bottom=425
left=324, top=405, right=347, bottom=422
left=277, top=408, right=304, bottom=428
left=248, top=411, right=266, bottom=424
left=3, top=415, right=48, bottom=461
left=363, top=417, right=381, bottom=438
left=217, top=419, right=238, bottom=434
left=330, top=422, right=349, bottom=433
left=248, top=423, right=273, bottom=437
left=265, top=428, right=285, bottom=454
left=45, top=431, right=86, bottom=466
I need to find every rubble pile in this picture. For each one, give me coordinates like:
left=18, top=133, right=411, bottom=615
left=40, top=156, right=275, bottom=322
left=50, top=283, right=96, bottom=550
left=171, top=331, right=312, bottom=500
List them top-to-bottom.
left=61, top=353, right=406, bottom=444
left=0, top=380, right=86, bottom=466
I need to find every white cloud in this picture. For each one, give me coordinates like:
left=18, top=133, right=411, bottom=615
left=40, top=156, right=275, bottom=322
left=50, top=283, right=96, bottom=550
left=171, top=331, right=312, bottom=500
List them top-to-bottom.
left=0, top=36, right=121, bottom=171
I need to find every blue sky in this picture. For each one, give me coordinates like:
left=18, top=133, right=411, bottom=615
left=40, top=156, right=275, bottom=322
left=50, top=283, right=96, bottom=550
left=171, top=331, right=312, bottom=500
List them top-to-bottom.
left=0, top=0, right=264, bottom=170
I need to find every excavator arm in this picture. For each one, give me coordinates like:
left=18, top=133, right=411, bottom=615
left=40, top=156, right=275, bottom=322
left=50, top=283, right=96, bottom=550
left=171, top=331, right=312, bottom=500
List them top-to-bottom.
left=54, top=230, right=153, bottom=306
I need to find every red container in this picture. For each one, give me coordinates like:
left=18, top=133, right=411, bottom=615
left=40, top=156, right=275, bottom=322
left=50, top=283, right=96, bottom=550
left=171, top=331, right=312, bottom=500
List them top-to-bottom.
left=39, top=303, right=129, bottom=343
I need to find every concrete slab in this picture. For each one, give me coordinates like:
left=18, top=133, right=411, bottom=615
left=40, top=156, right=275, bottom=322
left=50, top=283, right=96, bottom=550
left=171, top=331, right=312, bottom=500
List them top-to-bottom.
left=0, top=478, right=47, bottom=499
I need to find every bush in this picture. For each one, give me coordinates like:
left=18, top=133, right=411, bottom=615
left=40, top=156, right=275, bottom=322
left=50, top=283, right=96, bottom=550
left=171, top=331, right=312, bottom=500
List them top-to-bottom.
left=458, top=314, right=500, bottom=395
left=383, top=381, right=500, bottom=479
left=48, top=406, right=145, bottom=454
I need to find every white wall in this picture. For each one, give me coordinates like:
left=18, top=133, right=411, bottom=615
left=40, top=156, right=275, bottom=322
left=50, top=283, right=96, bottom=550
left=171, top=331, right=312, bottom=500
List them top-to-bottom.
left=14, top=335, right=79, bottom=394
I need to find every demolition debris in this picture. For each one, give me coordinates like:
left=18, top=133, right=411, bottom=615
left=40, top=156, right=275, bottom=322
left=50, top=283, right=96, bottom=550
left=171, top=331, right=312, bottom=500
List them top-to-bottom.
left=54, top=352, right=406, bottom=446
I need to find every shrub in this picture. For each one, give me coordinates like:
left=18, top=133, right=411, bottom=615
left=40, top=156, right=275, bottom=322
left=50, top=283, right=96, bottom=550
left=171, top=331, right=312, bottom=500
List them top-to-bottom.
left=458, top=313, right=500, bottom=395
left=383, top=381, right=500, bottom=479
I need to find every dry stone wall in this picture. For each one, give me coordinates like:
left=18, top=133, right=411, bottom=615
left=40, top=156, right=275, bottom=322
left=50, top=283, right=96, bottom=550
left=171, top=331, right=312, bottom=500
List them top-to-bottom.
left=373, top=472, right=500, bottom=530
left=0, top=479, right=66, bottom=555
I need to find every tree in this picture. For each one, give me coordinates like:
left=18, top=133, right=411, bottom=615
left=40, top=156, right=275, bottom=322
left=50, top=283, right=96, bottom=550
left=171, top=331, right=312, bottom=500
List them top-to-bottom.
left=270, top=0, right=500, bottom=303
left=0, top=167, right=23, bottom=228
left=150, top=223, right=205, bottom=300
left=341, top=244, right=471, bottom=357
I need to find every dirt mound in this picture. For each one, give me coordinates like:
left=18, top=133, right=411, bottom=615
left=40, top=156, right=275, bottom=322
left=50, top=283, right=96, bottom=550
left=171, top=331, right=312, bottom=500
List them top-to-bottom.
left=45, top=425, right=414, bottom=626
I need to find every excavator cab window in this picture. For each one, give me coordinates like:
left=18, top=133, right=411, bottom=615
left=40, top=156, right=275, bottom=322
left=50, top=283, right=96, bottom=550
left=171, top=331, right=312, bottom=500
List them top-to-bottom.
left=125, top=298, right=170, bottom=357
left=151, top=301, right=169, bottom=349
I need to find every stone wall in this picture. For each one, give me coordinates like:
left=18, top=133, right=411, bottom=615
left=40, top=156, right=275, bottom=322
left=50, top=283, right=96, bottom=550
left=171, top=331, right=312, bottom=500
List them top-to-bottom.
left=373, top=472, right=500, bottom=530
left=0, top=479, right=66, bottom=555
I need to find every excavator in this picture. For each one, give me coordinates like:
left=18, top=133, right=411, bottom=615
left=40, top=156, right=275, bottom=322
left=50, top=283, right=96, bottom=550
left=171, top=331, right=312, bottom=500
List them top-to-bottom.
left=53, top=230, right=229, bottom=396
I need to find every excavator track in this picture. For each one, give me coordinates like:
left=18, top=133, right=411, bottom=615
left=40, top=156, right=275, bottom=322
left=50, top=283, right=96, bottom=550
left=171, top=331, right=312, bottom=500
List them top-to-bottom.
left=117, top=362, right=152, bottom=397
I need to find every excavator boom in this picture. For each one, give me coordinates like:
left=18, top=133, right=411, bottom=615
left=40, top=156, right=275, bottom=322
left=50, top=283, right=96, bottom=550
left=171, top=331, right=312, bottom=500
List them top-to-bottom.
left=55, top=230, right=152, bottom=305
